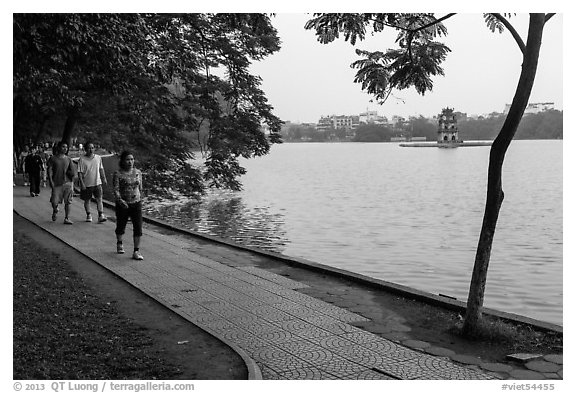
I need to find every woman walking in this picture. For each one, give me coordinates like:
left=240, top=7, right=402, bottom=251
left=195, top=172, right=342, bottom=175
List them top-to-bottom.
left=113, top=151, right=144, bottom=260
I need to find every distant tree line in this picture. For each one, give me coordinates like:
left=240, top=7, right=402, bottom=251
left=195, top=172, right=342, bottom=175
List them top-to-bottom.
left=280, top=110, right=562, bottom=143
left=459, top=110, right=563, bottom=141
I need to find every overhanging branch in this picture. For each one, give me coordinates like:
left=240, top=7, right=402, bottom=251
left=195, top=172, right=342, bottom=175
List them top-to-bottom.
left=412, top=13, right=457, bottom=33
left=491, top=13, right=526, bottom=55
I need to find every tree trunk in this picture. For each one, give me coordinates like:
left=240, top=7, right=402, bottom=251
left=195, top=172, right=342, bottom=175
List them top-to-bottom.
left=463, top=14, right=546, bottom=334
left=62, top=110, right=78, bottom=148
left=34, top=117, right=47, bottom=145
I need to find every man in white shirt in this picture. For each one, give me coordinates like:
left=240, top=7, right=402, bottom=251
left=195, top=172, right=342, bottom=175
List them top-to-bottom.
left=78, top=142, right=108, bottom=223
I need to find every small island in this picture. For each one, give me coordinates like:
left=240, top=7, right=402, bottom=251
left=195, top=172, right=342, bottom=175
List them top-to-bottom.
left=400, top=107, right=492, bottom=148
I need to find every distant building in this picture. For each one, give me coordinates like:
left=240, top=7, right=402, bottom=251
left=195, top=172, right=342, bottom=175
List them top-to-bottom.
left=503, top=102, right=554, bottom=115
left=359, top=110, right=389, bottom=125
left=359, top=110, right=378, bottom=123
left=316, top=115, right=356, bottom=130
left=333, top=115, right=353, bottom=129
left=316, top=116, right=333, bottom=131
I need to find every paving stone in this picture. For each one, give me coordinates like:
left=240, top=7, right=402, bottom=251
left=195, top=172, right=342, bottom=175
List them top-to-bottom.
left=300, top=315, right=341, bottom=325
left=273, top=319, right=316, bottom=332
left=314, top=321, right=359, bottom=334
left=291, top=326, right=334, bottom=340
left=258, top=329, right=297, bottom=344
left=340, top=330, right=382, bottom=344
left=316, top=335, right=356, bottom=349
left=361, top=338, right=401, bottom=354
left=279, top=339, right=324, bottom=354
left=402, top=339, right=431, bottom=349
left=369, top=342, right=422, bottom=362
left=249, top=345, right=291, bottom=363
left=336, top=345, right=391, bottom=369
left=424, top=346, right=456, bottom=357
left=295, top=348, right=340, bottom=364
left=506, top=353, right=543, bottom=362
left=256, top=354, right=313, bottom=373
left=450, top=354, right=483, bottom=365
left=543, top=354, right=563, bottom=364
left=420, top=355, right=497, bottom=379
left=313, top=357, right=367, bottom=378
left=524, top=360, right=562, bottom=373
left=480, top=363, right=514, bottom=373
left=259, top=365, right=281, bottom=380
left=276, top=367, right=339, bottom=380
left=346, top=368, right=396, bottom=380
left=508, top=369, right=546, bottom=380
left=542, top=372, right=562, bottom=379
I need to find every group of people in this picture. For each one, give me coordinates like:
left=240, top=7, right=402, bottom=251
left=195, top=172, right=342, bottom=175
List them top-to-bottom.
left=19, top=141, right=145, bottom=261
left=16, top=143, right=53, bottom=190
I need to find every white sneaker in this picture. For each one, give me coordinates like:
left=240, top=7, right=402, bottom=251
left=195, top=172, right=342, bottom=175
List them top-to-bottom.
left=86, top=213, right=92, bottom=222
left=98, top=214, right=107, bottom=223
left=132, top=251, right=144, bottom=260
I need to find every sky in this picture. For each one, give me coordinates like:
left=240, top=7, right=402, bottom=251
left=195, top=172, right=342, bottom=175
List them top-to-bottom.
left=249, top=13, right=563, bottom=123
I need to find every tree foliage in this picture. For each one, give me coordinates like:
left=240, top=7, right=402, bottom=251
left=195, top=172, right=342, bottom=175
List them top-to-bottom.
left=13, top=13, right=283, bottom=198
left=305, top=13, right=451, bottom=101
left=352, top=124, right=395, bottom=142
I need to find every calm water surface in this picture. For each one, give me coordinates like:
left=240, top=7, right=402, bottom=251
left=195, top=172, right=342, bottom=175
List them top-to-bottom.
left=148, top=140, right=563, bottom=325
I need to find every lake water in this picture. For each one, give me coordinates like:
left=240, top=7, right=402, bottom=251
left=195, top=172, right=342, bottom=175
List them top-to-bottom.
left=147, top=140, right=563, bottom=325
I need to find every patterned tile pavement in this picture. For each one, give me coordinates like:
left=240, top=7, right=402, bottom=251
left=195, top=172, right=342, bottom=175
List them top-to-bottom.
left=13, top=188, right=498, bottom=380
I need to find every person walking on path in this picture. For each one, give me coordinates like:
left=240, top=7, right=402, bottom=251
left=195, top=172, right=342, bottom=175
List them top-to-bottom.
left=78, top=141, right=108, bottom=223
left=47, top=142, right=77, bottom=225
left=40, top=144, right=52, bottom=188
left=18, top=145, right=30, bottom=186
left=24, top=145, right=45, bottom=197
left=113, top=150, right=144, bottom=260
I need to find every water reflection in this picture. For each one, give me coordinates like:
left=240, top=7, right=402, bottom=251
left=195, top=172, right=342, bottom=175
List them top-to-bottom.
left=145, top=192, right=289, bottom=253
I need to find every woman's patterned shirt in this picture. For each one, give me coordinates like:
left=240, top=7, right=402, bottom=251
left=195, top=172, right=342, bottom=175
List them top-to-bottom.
left=113, top=168, right=142, bottom=204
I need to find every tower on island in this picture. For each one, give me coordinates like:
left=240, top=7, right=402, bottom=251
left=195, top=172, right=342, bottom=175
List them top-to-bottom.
left=437, top=107, right=462, bottom=147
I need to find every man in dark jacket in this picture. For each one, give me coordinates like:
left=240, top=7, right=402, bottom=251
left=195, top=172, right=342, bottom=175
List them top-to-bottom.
left=25, top=145, right=45, bottom=197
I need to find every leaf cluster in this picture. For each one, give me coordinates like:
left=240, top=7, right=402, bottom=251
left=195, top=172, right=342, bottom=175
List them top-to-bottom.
left=305, top=13, right=452, bottom=100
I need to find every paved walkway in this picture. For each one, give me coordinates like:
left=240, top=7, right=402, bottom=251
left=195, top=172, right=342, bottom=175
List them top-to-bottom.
left=12, top=187, right=560, bottom=380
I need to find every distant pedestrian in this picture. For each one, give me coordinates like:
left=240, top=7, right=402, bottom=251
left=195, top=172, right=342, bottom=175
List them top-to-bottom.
left=78, top=141, right=108, bottom=223
left=47, top=142, right=77, bottom=224
left=18, top=145, right=30, bottom=186
left=24, top=145, right=45, bottom=197
left=39, top=146, right=52, bottom=188
left=113, top=150, right=144, bottom=260
left=13, top=151, right=18, bottom=186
